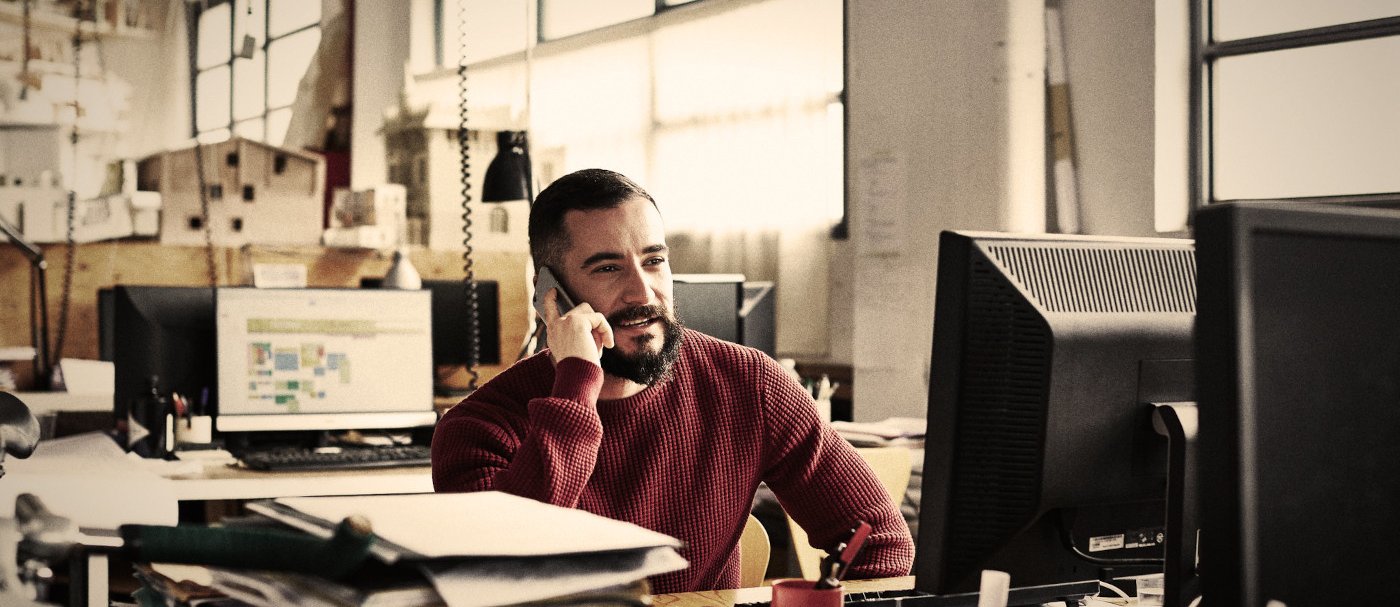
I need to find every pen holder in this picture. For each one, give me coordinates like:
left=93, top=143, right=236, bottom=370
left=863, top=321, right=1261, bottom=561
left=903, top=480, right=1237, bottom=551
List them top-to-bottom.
left=771, top=579, right=842, bottom=607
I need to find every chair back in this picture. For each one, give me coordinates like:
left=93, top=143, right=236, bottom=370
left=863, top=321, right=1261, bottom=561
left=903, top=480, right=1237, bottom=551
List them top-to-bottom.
left=739, top=513, right=771, bottom=587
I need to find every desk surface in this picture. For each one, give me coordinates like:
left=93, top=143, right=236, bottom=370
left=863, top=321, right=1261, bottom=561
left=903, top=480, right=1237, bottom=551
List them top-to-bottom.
left=165, top=461, right=433, bottom=501
left=652, top=576, right=916, bottom=607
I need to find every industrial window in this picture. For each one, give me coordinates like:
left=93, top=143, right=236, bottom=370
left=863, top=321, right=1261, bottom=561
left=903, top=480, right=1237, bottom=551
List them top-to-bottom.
left=189, top=0, right=322, bottom=145
left=1193, top=0, right=1400, bottom=209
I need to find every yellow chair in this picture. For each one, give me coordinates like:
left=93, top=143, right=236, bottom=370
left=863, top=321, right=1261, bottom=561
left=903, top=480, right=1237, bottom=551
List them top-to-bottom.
left=786, top=446, right=912, bottom=580
left=739, top=513, right=771, bottom=587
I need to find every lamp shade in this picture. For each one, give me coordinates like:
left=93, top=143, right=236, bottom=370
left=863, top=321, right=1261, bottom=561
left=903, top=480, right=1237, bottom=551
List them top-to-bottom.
left=481, top=131, right=533, bottom=203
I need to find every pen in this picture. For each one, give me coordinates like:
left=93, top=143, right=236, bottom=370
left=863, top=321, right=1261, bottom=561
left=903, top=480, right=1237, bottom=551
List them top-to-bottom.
left=813, top=520, right=872, bottom=590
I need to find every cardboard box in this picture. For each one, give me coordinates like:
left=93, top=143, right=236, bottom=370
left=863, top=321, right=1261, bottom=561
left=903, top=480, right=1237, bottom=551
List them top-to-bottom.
left=151, top=137, right=325, bottom=247
left=322, top=184, right=406, bottom=249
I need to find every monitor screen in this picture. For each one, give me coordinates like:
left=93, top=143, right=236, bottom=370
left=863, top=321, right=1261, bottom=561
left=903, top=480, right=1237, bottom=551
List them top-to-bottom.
left=1196, top=202, right=1400, bottom=606
left=916, top=231, right=1196, bottom=594
left=113, top=286, right=216, bottom=436
left=214, top=288, right=436, bottom=432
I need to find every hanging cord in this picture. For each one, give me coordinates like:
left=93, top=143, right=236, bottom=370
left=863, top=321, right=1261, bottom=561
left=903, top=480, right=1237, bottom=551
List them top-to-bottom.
left=19, top=0, right=32, bottom=100
left=51, top=0, right=90, bottom=368
left=456, top=0, right=481, bottom=392
left=516, top=1, right=543, bottom=362
left=192, top=140, right=218, bottom=289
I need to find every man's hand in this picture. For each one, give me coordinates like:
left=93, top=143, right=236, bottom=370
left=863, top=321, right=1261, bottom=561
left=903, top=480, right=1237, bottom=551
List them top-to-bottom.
left=540, top=288, right=614, bottom=367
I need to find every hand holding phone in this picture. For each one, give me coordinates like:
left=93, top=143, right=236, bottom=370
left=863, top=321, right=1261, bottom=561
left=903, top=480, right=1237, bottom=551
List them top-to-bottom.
left=533, top=267, right=613, bottom=365
left=533, top=267, right=577, bottom=319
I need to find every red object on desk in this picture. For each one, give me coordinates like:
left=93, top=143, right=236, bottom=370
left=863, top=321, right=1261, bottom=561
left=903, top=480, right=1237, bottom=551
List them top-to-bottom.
left=815, top=520, right=872, bottom=589
left=771, top=579, right=842, bottom=607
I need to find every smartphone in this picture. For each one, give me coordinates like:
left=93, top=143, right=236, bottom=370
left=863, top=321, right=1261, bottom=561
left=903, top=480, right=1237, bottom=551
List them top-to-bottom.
left=533, top=267, right=577, bottom=318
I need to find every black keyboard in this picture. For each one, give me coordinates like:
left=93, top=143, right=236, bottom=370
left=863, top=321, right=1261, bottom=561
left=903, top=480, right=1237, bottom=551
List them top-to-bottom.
left=237, top=445, right=432, bottom=471
left=737, top=580, right=1100, bottom=607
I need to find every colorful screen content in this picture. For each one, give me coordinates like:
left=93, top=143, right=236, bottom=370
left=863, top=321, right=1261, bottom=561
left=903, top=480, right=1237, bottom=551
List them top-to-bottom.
left=215, top=288, right=435, bottom=431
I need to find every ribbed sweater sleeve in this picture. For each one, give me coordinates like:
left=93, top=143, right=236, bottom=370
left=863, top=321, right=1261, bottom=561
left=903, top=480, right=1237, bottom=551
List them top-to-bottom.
left=431, top=357, right=604, bottom=507
left=759, top=359, right=915, bottom=580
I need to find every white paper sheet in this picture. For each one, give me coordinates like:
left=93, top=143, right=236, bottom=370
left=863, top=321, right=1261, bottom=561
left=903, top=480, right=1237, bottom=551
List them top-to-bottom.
left=0, top=432, right=178, bottom=528
left=265, top=491, right=682, bottom=559
left=423, top=545, right=687, bottom=607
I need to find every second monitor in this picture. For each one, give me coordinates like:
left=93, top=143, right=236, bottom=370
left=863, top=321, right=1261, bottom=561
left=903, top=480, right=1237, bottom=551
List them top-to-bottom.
left=917, top=231, right=1196, bottom=594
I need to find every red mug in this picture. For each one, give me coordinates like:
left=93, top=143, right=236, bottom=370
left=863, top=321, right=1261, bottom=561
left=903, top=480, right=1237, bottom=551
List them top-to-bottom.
left=770, top=579, right=842, bottom=607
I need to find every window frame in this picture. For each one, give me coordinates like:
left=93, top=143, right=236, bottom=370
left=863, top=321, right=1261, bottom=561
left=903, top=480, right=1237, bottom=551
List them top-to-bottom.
left=187, top=0, right=323, bottom=142
left=1190, top=3, right=1400, bottom=218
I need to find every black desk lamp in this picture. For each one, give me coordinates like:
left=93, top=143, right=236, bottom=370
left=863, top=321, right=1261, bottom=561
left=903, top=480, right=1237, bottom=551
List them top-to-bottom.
left=481, top=130, right=533, bottom=204
left=0, top=216, right=51, bottom=391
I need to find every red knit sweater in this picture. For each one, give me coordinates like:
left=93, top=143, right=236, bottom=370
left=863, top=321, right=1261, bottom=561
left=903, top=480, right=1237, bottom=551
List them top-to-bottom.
left=431, top=329, right=913, bottom=593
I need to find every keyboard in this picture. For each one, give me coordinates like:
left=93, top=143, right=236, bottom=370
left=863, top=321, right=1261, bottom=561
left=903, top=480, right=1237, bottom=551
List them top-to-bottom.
left=236, top=445, right=432, bottom=471
left=736, top=580, right=1100, bottom=607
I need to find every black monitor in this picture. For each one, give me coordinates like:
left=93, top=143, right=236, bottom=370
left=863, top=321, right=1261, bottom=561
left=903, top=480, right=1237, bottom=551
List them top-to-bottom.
left=1196, top=202, right=1400, bottom=606
left=916, top=231, right=1196, bottom=594
left=673, top=275, right=775, bottom=357
left=360, top=278, right=501, bottom=366
left=112, top=286, right=217, bottom=436
left=98, top=287, right=115, bottom=362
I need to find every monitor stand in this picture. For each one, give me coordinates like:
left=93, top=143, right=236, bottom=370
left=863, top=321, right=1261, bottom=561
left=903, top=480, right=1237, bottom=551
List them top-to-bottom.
left=1152, top=402, right=1201, bottom=607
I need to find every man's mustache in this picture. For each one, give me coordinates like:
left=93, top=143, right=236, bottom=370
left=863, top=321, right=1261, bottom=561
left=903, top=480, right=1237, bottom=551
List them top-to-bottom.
left=608, top=304, right=669, bottom=326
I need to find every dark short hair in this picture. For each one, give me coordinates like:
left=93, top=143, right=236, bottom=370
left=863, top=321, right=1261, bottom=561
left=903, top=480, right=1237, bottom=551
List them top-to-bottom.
left=528, top=168, right=658, bottom=271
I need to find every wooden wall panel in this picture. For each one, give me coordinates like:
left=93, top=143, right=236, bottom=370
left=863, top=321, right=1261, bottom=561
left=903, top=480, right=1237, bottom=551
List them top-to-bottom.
left=0, top=241, right=530, bottom=389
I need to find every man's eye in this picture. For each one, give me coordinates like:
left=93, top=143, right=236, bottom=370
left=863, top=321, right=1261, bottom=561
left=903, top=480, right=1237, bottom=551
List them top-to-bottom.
left=645, top=257, right=667, bottom=266
left=593, top=265, right=620, bottom=274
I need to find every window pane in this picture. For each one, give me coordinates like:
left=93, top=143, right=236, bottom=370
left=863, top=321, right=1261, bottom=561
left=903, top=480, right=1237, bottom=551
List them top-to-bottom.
left=234, top=0, right=266, bottom=50
left=269, top=0, right=321, bottom=37
left=450, top=0, right=530, bottom=65
left=541, top=0, right=652, bottom=40
left=653, top=0, right=841, bottom=121
left=1215, top=0, right=1400, bottom=41
left=197, top=2, right=232, bottom=69
left=267, top=28, right=321, bottom=108
left=1213, top=37, right=1400, bottom=200
left=232, top=51, right=266, bottom=120
left=195, top=66, right=231, bottom=133
left=266, top=107, right=292, bottom=146
left=234, top=118, right=266, bottom=142
left=197, top=128, right=231, bottom=144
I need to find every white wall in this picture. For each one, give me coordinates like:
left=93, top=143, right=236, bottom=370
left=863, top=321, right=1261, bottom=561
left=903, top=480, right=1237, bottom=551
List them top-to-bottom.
left=1059, top=0, right=1159, bottom=237
left=351, top=1, right=414, bottom=188
left=845, top=1, right=1047, bottom=422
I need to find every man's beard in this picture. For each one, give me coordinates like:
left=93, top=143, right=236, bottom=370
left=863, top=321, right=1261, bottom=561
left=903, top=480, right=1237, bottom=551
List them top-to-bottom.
left=600, top=304, right=684, bottom=386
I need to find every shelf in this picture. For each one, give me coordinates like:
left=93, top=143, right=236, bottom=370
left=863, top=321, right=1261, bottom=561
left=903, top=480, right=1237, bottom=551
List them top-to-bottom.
left=0, top=1, right=156, bottom=41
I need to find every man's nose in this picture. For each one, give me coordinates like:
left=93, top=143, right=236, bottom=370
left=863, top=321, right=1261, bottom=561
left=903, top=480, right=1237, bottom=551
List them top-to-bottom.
left=619, top=265, right=655, bottom=306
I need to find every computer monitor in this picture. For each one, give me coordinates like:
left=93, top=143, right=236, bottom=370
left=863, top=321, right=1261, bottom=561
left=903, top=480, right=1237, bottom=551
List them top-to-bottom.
left=1196, top=202, right=1400, bottom=606
left=916, top=231, right=1196, bottom=594
left=672, top=275, right=776, bottom=357
left=359, top=278, right=502, bottom=366
left=112, top=286, right=217, bottom=435
left=97, top=287, right=115, bottom=362
left=214, top=288, right=436, bottom=433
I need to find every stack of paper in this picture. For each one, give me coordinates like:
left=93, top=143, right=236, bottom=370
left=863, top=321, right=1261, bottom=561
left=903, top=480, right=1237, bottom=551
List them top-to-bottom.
left=831, top=416, right=927, bottom=446
left=242, top=492, right=687, bottom=607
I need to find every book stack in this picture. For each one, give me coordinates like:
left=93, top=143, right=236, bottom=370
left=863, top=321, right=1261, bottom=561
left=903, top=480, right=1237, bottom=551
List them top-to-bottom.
left=131, top=492, right=687, bottom=607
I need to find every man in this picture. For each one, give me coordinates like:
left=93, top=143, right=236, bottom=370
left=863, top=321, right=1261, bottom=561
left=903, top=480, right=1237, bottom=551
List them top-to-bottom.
left=432, top=168, right=913, bottom=593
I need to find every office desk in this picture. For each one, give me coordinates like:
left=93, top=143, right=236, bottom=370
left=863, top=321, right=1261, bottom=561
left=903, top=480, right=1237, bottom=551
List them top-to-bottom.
left=166, top=462, right=434, bottom=501
left=73, top=463, right=433, bottom=607
left=652, top=576, right=916, bottom=606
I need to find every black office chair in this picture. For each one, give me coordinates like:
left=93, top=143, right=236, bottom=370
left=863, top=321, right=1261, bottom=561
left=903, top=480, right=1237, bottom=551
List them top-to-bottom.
left=0, top=392, right=40, bottom=478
